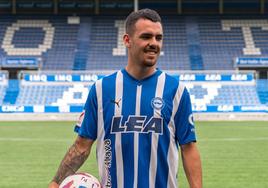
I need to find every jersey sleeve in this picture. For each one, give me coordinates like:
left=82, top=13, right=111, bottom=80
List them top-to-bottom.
left=74, top=84, right=98, bottom=140
left=174, top=86, right=196, bottom=145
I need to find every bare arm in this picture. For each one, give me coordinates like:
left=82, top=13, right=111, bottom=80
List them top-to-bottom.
left=48, top=136, right=94, bottom=188
left=181, top=142, right=202, bottom=188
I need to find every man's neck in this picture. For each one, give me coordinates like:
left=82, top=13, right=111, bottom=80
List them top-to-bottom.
left=125, top=65, right=156, bottom=80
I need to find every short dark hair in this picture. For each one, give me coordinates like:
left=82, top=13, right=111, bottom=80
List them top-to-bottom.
left=125, top=8, right=162, bottom=35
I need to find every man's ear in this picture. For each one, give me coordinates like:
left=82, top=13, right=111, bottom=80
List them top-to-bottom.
left=123, top=34, right=131, bottom=48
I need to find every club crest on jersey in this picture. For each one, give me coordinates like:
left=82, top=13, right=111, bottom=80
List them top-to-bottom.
left=151, top=97, right=165, bottom=110
left=111, top=115, right=163, bottom=134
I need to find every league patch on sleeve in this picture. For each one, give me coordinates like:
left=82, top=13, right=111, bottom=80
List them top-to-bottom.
left=76, top=110, right=85, bottom=128
left=188, top=113, right=194, bottom=126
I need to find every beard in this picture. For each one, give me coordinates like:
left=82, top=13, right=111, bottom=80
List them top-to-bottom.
left=142, top=45, right=160, bottom=67
left=142, top=52, right=159, bottom=67
left=142, top=58, right=158, bottom=67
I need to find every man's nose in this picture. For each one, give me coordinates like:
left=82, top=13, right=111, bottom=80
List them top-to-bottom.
left=149, top=37, right=159, bottom=45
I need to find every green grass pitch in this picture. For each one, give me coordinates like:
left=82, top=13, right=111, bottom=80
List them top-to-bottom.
left=0, top=121, right=268, bottom=188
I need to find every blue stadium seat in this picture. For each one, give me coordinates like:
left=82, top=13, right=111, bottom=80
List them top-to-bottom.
left=257, top=79, right=268, bottom=104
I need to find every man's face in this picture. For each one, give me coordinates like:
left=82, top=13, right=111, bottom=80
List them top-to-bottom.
left=124, top=19, right=163, bottom=68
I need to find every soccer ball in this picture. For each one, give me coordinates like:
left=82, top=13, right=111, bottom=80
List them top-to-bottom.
left=59, top=172, right=101, bottom=188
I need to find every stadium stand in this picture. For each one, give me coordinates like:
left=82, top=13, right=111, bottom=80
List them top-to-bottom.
left=0, top=14, right=267, bottom=113
left=0, top=15, right=79, bottom=70
left=1, top=15, right=268, bottom=71
left=199, top=16, right=268, bottom=70
left=0, top=70, right=266, bottom=113
left=15, top=82, right=90, bottom=106
left=188, top=84, right=261, bottom=106
left=207, top=85, right=260, bottom=105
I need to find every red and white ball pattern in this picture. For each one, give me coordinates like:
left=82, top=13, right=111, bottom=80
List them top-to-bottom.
left=59, top=172, right=101, bottom=188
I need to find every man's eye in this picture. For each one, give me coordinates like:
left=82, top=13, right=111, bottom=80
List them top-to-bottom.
left=141, top=35, right=151, bottom=39
left=156, top=36, right=163, bottom=41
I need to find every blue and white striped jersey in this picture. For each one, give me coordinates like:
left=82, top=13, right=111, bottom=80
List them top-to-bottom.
left=76, top=69, right=196, bottom=188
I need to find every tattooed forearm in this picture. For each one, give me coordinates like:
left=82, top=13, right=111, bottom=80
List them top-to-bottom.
left=52, top=141, right=90, bottom=184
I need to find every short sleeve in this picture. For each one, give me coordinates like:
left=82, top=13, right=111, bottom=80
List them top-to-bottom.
left=74, top=84, right=98, bottom=140
left=174, top=87, right=196, bottom=145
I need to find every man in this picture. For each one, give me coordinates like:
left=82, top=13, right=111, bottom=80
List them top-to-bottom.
left=49, top=8, right=202, bottom=188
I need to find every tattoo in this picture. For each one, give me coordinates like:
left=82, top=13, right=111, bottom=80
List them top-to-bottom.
left=53, top=141, right=90, bottom=184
